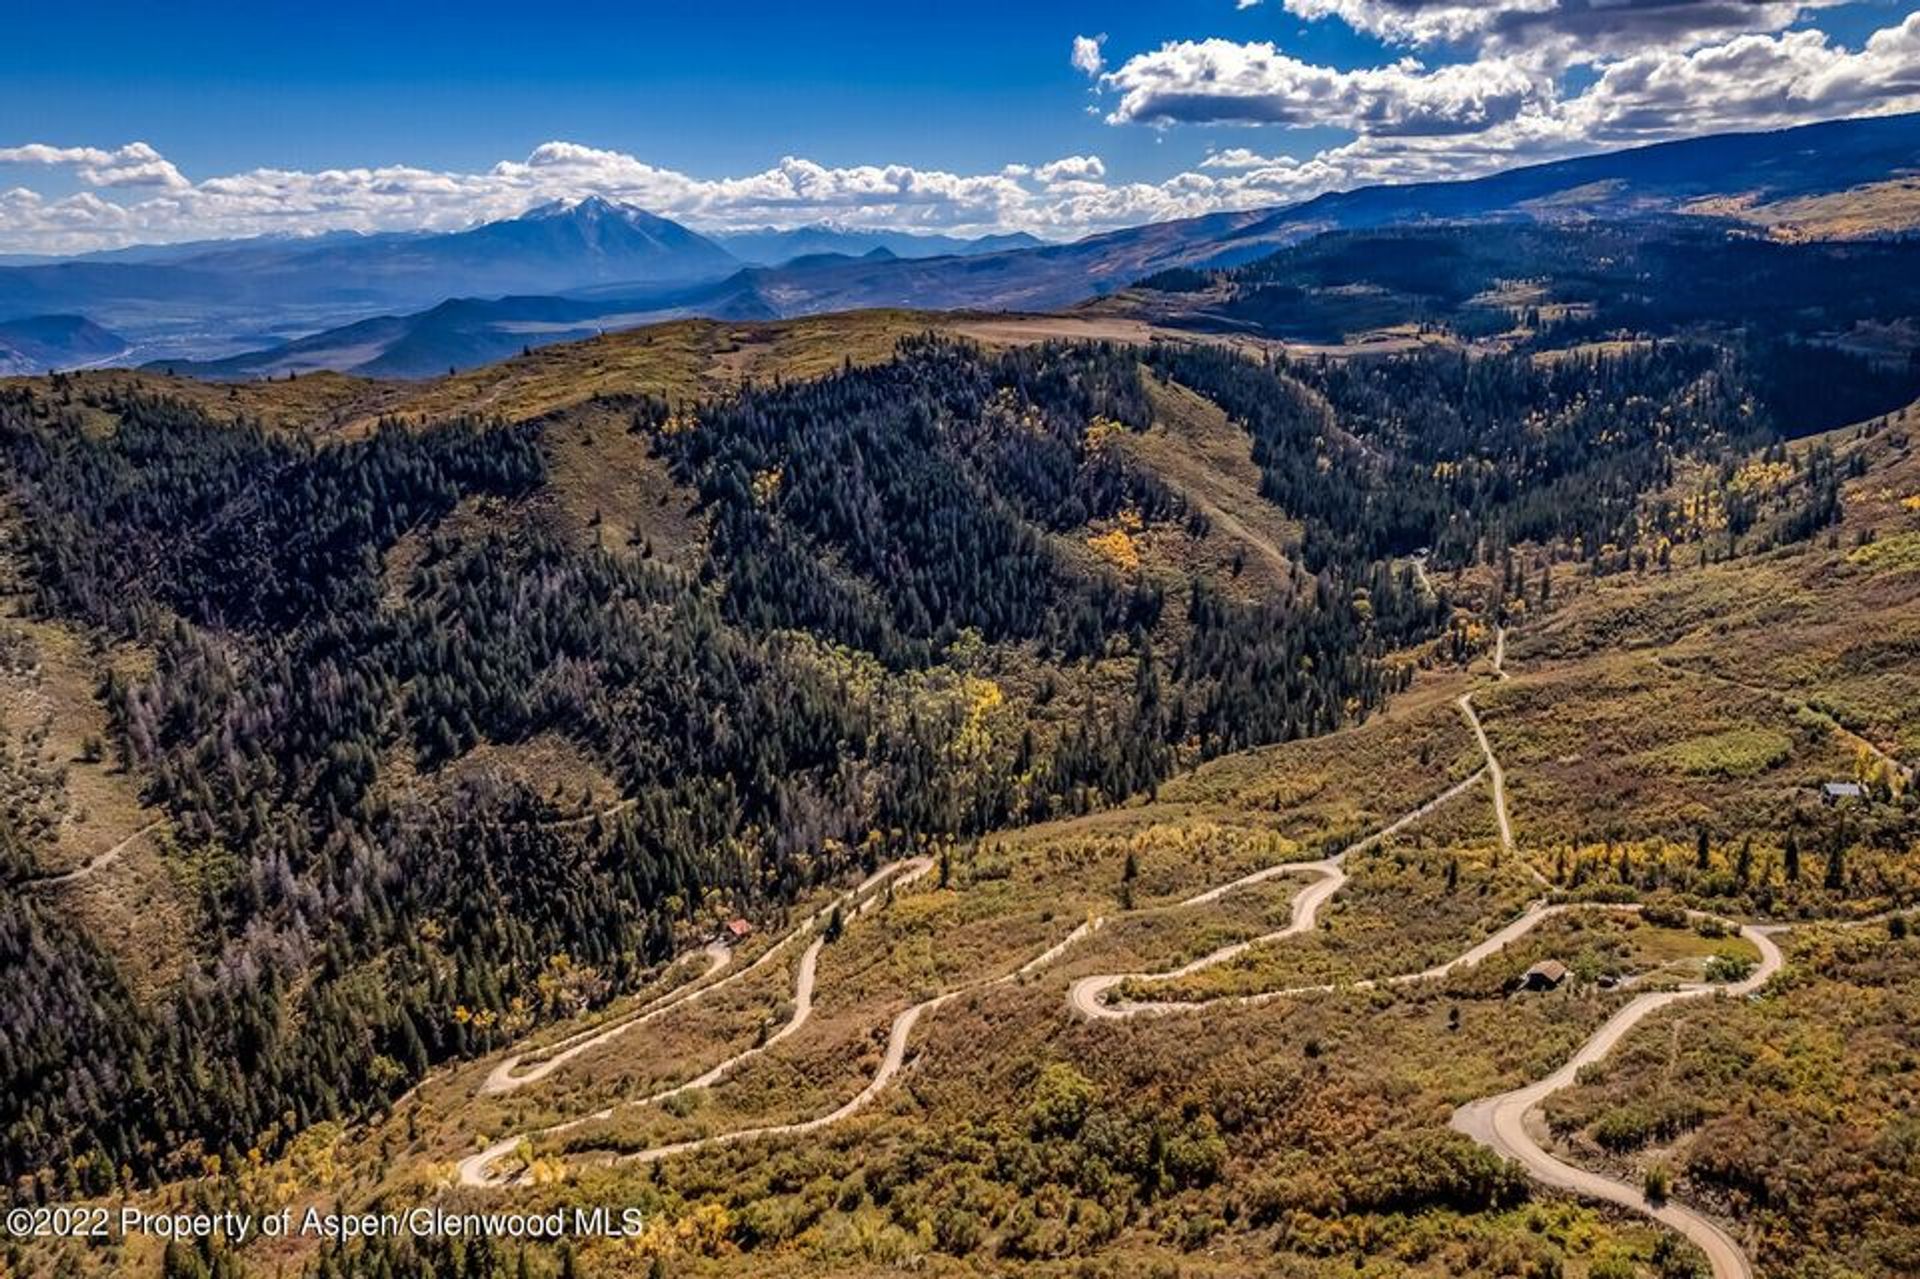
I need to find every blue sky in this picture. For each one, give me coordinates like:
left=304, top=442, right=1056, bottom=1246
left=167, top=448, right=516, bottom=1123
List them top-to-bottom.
left=2, top=1, right=1917, bottom=251
left=0, top=3, right=1375, bottom=182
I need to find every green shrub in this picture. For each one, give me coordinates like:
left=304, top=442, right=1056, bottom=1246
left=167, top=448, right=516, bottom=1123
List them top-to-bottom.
left=1705, top=952, right=1755, bottom=983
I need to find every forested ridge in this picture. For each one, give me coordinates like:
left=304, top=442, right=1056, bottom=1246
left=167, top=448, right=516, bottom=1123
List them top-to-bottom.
left=1143, top=221, right=1920, bottom=443
left=0, top=324, right=1871, bottom=1217
left=662, top=337, right=1172, bottom=662
left=0, top=340, right=1417, bottom=1198
left=1147, top=340, right=1854, bottom=573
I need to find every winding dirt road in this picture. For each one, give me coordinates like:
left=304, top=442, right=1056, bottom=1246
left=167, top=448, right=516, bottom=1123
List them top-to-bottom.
left=451, top=624, right=1792, bottom=1278
left=1467, top=624, right=1553, bottom=890
left=1068, top=625, right=1535, bottom=1019
left=1064, top=626, right=1769, bottom=1278
left=461, top=633, right=1527, bottom=1181
left=1456, top=687, right=1548, bottom=891
left=1458, top=694, right=1516, bottom=859
left=1066, top=765, right=1490, bottom=1019
left=458, top=857, right=930, bottom=1185
left=482, top=857, right=929, bottom=1098
left=463, top=889, right=1087, bottom=1185
left=606, top=914, right=1099, bottom=1169
left=1450, top=924, right=1782, bottom=1279
left=479, top=940, right=735, bottom=1095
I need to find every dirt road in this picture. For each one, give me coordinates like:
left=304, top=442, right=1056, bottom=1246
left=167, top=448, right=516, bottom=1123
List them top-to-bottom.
left=1065, top=625, right=1765, bottom=1278
left=1067, top=765, right=1490, bottom=1019
left=20, top=819, right=163, bottom=889
left=459, top=857, right=931, bottom=1185
left=611, top=914, right=1100, bottom=1167
left=1451, top=925, right=1783, bottom=1279
left=479, top=940, right=734, bottom=1095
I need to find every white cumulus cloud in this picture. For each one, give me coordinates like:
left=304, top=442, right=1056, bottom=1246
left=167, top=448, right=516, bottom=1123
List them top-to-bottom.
left=1570, top=16, right=1920, bottom=141
left=1071, top=33, right=1107, bottom=78
left=1102, top=40, right=1546, bottom=133
left=0, top=141, right=188, bottom=190
left=1200, top=148, right=1291, bottom=170
left=1034, top=155, right=1107, bottom=185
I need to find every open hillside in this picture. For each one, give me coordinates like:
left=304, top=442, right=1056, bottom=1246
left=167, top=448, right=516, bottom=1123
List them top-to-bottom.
left=1, top=284, right=1916, bottom=1279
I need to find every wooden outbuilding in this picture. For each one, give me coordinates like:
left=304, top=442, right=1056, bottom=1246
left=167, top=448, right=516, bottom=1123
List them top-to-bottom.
left=1519, top=959, right=1568, bottom=991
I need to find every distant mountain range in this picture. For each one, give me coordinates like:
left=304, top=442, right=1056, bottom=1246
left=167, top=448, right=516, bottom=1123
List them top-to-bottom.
left=674, top=109, right=1920, bottom=320
left=8, top=111, right=1918, bottom=378
left=149, top=113, right=1920, bottom=381
left=0, top=196, right=741, bottom=361
left=8, top=196, right=738, bottom=291
left=0, top=205, right=1049, bottom=368
left=712, top=224, right=1043, bottom=265
left=0, top=227, right=394, bottom=269
left=0, top=314, right=127, bottom=375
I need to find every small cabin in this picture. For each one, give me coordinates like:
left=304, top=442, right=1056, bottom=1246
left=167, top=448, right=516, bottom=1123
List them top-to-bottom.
left=1821, top=781, right=1866, bottom=805
left=724, top=918, right=754, bottom=941
left=1519, top=959, right=1568, bottom=992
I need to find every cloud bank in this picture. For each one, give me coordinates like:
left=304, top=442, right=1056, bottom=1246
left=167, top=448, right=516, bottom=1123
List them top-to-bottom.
left=1274, top=0, right=1844, bottom=61
left=1097, top=4, right=1920, bottom=199
left=0, top=143, right=1256, bottom=254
